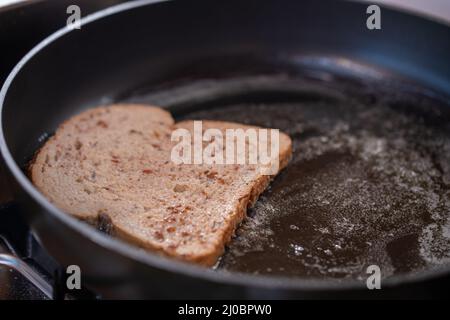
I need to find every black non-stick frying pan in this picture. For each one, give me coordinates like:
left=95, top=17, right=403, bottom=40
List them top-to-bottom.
left=1, top=0, right=450, bottom=299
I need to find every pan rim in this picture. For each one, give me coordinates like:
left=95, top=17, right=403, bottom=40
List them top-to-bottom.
left=1, top=0, right=450, bottom=293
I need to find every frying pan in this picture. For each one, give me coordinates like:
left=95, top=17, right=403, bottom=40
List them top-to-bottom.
left=1, top=0, right=450, bottom=299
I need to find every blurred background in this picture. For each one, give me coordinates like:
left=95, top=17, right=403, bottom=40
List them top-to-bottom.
left=1, top=0, right=450, bottom=22
left=2, top=0, right=450, bottom=22
left=360, top=0, right=450, bottom=24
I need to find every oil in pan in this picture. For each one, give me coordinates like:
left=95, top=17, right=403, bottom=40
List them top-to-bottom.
left=123, top=74, right=450, bottom=281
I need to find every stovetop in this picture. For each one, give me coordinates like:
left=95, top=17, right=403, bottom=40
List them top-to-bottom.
left=0, top=0, right=129, bottom=300
left=0, top=202, right=100, bottom=299
left=0, top=203, right=55, bottom=300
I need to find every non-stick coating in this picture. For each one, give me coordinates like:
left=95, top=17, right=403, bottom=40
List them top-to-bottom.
left=1, top=0, right=450, bottom=298
left=144, top=75, right=449, bottom=281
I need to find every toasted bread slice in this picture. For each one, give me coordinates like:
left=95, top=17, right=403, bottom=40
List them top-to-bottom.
left=30, top=104, right=292, bottom=265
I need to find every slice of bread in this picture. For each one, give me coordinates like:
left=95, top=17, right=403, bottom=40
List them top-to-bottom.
left=30, top=104, right=292, bottom=266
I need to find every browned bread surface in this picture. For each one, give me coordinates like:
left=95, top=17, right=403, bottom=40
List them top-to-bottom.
left=30, top=104, right=292, bottom=265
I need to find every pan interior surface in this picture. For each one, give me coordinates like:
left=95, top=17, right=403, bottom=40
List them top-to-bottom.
left=120, top=67, right=450, bottom=282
